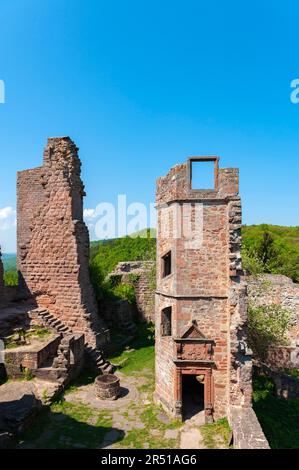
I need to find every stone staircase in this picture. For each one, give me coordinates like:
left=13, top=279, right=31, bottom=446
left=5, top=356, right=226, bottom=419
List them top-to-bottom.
left=29, top=307, right=114, bottom=375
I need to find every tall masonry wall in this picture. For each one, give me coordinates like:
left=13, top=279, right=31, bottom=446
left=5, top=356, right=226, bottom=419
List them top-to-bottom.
left=17, top=137, right=107, bottom=348
left=155, top=157, right=253, bottom=422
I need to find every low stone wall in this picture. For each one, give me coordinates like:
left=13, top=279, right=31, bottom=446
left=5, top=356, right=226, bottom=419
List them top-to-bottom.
left=247, top=274, right=299, bottom=339
left=247, top=274, right=299, bottom=370
left=4, top=335, right=61, bottom=378
left=267, top=344, right=299, bottom=370
left=255, top=363, right=299, bottom=400
left=0, top=381, right=43, bottom=448
left=229, top=406, right=270, bottom=449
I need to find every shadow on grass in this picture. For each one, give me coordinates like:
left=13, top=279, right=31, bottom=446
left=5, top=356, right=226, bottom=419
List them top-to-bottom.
left=107, top=322, right=155, bottom=374
left=253, top=375, right=299, bottom=449
left=18, top=402, right=125, bottom=449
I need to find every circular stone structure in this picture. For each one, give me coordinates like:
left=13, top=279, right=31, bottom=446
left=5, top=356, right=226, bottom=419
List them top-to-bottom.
left=95, top=374, right=120, bottom=401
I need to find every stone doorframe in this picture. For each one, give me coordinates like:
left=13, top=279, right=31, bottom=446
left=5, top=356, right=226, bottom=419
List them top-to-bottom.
left=174, top=365, right=214, bottom=423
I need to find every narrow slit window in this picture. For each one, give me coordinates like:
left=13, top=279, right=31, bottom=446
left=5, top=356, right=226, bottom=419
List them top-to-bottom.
left=191, top=160, right=215, bottom=189
left=162, top=251, right=171, bottom=278
left=161, top=307, right=172, bottom=336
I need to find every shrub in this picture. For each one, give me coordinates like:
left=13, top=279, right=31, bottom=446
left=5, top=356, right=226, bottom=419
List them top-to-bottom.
left=4, top=270, right=18, bottom=286
left=112, top=283, right=136, bottom=304
left=248, top=304, right=291, bottom=362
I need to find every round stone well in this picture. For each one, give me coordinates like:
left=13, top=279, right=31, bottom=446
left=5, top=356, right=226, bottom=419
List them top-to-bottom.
left=95, top=374, right=120, bottom=401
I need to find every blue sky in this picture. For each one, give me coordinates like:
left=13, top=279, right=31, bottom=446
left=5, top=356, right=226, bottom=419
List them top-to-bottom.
left=0, top=0, right=299, bottom=252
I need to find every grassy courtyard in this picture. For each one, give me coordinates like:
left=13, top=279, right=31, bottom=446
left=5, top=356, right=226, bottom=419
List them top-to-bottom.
left=16, top=324, right=231, bottom=449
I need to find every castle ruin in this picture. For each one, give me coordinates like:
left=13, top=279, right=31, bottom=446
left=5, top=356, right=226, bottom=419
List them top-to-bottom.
left=17, top=137, right=107, bottom=350
left=155, top=157, right=252, bottom=423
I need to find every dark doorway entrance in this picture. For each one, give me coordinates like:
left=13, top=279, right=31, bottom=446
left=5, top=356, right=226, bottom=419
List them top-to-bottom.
left=182, top=374, right=204, bottom=421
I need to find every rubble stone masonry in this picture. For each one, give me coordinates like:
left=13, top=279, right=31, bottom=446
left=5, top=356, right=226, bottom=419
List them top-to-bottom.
left=17, top=137, right=107, bottom=348
left=155, top=157, right=253, bottom=422
left=110, top=261, right=155, bottom=323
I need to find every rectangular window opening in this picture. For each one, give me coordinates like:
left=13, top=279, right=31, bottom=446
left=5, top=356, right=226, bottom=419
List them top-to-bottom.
left=191, top=160, right=215, bottom=190
left=162, top=251, right=171, bottom=278
left=161, top=307, right=172, bottom=336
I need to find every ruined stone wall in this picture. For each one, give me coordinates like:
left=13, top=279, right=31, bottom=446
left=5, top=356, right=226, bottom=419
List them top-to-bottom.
left=17, top=137, right=107, bottom=348
left=155, top=158, right=252, bottom=421
left=110, top=261, right=155, bottom=323
left=247, top=274, right=299, bottom=339
left=247, top=274, right=299, bottom=370
left=229, top=406, right=270, bottom=449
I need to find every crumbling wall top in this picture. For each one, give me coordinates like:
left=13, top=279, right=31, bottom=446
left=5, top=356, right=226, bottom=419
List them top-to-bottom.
left=156, top=156, right=239, bottom=205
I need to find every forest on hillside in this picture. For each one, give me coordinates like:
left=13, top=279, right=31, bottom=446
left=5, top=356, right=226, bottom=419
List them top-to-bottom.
left=2, top=225, right=299, bottom=286
left=242, top=225, right=299, bottom=283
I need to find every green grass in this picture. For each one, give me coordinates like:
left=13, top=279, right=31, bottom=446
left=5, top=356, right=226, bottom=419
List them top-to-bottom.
left=108, top=323, right=155, bottom=375
left=4, top=326, right=52, bottom=349
left=253, top=375, right=299, bottom=448
left=20, top=400, right=114, bottom=449
left=118, top=402, right=181, bottom=449
left=200, top=418, right=232, bottom=449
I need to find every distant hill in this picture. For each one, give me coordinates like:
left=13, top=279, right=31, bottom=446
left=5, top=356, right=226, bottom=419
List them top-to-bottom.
left=2, top=225, right=298, bottom=284
left=91, top=225, right=299, bottom=284
left=242, top=225, right=299, bottom=251
left=90, top=229, right=156, bottom=278
left=2, top=253, right=17, bottom=271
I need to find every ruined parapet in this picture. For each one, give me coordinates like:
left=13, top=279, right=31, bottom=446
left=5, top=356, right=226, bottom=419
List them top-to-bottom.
left=17, top=137, right=107, bottom=349
left=155, top=157, right=253, bottom=422
left=229, top=406, right=270, bottom=449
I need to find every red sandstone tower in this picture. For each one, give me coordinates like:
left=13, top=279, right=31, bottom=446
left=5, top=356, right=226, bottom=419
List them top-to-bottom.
left=17, top=137, right=108, bottom=350
left=155, top=157, right=252, bottom=422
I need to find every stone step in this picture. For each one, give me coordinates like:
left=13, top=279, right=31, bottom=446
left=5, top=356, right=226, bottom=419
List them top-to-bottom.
left=57, top=326, right=69, bottom=333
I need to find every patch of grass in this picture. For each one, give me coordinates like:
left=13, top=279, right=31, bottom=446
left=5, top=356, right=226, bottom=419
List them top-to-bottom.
left=109, top=323, right=155, bottom=375
left=27, top=326, right=52, bottom=340
left=4, top=327, right=52, bottom=350
left=253, top=375, right=299, bottom=448
left=137, top=377, right=155, bottom=394
left=19, top=400, right=115, bottom=449
left=118, top=400, right=181, bottom=449
left=118, top=403, right=180, bottom=449
left=141, top=405, right=181, bottom=431
left=200, top=418, right=232, bottom=449
left=117, top=427, right=177, bottom=449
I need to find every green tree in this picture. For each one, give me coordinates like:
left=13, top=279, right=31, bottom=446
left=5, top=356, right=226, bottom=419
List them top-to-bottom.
left=248, top=304, right=291, bottom=362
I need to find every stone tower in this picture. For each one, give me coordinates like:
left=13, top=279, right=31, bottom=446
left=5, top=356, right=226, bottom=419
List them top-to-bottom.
left=17, top=137, right=107, bottom=349
left=155, top=157, right=252, bottom=422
